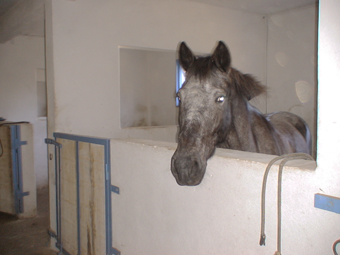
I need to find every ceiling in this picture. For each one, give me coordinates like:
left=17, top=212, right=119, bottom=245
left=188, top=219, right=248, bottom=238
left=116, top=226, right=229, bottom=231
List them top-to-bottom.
left=0, top=0, right=317, bottom=19
left=0, top=0, right=19, bottom=18
left=187, top=0, right=317, bottom=14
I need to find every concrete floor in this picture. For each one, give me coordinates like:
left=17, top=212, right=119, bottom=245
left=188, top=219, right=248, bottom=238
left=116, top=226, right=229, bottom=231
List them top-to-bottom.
left=0, top=188, right=57, bottom=255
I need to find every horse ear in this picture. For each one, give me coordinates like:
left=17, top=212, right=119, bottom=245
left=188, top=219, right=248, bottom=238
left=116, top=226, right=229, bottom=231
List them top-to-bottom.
left=212, top=41, right=231, bottom=72
left=179, top=42, right=195, bottom=71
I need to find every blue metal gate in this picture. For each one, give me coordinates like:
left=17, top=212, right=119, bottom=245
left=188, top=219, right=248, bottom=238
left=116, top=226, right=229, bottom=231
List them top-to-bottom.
left=46, top=133, right=119, bottom=255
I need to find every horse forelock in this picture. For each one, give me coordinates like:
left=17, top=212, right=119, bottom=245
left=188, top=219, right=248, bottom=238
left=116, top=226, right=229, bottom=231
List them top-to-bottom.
left=186, top=56, right=217, bottom=82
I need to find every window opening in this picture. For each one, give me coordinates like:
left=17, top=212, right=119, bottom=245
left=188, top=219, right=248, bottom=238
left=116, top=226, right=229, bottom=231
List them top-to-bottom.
left=176, top=60, right=185, bottom=106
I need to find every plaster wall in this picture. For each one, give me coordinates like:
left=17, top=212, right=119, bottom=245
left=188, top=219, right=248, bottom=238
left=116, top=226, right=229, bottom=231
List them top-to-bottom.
left=0, top=0, right=44, bottom=43
left=47, top=0, right=267, bottom=141
left=47, top=0, right=318, bottom=145
left=317, top=0, right=340, bottom=196
left=266, top=4, right=317, bottom=154
left=0, top=35, right=47, bottom=189
left=120, top=48, right=177, bottom=128
left=110, top=139, right=337, bottom=254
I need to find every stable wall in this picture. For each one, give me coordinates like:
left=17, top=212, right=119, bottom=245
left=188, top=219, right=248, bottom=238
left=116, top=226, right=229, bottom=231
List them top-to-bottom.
left=46, top=0, right=267, bottom=140
left=46, top=0, right=318, bottom=146
left=317, top=0, right=340, bottom=196
left=266, top=4, right=317, bottom=154
left=0, top=34, right=47, bottom=189
left=120, top=48, right=177, bottom=128
left=110, top=139, right=337, bottom=254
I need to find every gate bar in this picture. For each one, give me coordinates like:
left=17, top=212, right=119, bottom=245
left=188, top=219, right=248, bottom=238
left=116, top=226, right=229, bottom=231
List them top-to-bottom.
left=10, top=125, right=29, bottom=214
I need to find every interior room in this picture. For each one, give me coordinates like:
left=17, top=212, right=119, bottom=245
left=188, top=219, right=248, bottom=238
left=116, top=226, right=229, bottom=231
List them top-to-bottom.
left=1, top=0, right=340, bottom=254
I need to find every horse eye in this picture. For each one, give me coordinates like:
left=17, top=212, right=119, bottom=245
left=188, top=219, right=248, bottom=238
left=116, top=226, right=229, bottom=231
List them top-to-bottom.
left=176, top=93, right=181, bottom=102
left=216, top=96, right=225, bottom=103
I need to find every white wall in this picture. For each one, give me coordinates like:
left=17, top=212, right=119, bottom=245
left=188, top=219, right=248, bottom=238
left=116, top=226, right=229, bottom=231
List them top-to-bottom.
left=0, top=0, right=44, bottom=43
left=46, top=0, right=267, bottom=141
left=46, top=0, right=318, bottom=147
left=317, top=0, right=340, bottom=196
left=266, top=4, right=317, bottom=154
left=0, top=35, right=47, bottom=189
left=120, top=48, right=177, bottom=128
left=120, top=48, right=149, bottom=127
left=147, top=50, right=178, bottom=126
left=110, top=139, right=337, bottom=255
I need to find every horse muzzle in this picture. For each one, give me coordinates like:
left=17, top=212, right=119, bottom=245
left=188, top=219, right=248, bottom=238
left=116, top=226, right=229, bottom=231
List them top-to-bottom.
left=171, top=151, right=207, bottom=186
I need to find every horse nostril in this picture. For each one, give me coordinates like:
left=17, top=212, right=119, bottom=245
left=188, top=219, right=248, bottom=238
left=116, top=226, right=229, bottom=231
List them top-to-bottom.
left=171, top=153, right=206, bottom=186
left=189, top=160, right=200, bottom=177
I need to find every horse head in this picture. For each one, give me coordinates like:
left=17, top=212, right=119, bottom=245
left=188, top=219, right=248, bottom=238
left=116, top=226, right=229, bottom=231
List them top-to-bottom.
left=171, top=41, right=233, bottom=186
left=171, top=41, right=310, bottom=186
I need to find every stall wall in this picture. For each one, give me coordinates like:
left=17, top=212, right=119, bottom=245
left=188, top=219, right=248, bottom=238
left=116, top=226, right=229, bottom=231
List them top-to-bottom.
left=46, top=0, right=267, bottom=141
left=46, top=0, right=318, bottom=145
left=317, top=0, right=340, bottom=196
left=266, top=4, right=317, bottom=154
left=0, top=34, right=47, bottom=189
left=120, top=48, right=177, bottom=128
left=110, top=139, right=337, bottom=255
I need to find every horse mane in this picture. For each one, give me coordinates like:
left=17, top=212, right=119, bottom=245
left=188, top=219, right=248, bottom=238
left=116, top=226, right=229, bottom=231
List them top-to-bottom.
left=187, top=56, right=267, bottom=101
left=228, top=68, right=267, bottom=100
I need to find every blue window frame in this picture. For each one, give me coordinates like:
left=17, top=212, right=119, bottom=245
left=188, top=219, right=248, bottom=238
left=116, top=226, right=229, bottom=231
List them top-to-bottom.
left=176, top=60, right=185, bottom=106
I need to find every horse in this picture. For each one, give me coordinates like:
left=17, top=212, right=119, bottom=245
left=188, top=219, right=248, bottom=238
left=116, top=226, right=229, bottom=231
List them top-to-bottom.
left=171, top=41, right=312, bottom=186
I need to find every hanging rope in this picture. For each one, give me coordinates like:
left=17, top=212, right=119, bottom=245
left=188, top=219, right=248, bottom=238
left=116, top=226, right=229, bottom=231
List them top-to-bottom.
left=0, top=139, right=3, bottom=157
left=259, top=153, right=313, bottom=255
left=333, top=239, right=340, bottom=255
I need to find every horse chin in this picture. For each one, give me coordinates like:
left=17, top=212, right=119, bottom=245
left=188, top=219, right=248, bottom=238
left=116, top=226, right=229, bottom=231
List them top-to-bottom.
left=171, top=153, right=207, bottom=186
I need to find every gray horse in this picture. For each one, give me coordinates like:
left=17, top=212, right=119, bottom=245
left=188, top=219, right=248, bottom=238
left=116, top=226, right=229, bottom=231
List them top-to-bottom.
left=171, top=41, right=311, bottom=186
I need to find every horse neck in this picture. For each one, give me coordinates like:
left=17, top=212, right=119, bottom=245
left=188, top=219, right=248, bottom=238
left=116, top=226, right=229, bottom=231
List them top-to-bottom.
left=229, top=96, right=257, bottom=152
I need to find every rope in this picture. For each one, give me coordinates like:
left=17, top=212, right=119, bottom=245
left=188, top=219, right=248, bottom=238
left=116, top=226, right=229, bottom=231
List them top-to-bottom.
left=0, top=139, right=3, bottom=157
left=259, top=153, right=313, bottom=255
left=333, top=239, right=340, bottom=255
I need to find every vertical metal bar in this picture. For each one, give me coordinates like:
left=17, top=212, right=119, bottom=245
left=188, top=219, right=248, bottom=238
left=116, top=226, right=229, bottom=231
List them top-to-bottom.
left=10, top=125, right=19, bottom=214
left=16, top=126, right=24, bottom=213
left=46, top=137, right=63, bottom=254
left=56, top=140, right=62, bottom=248
left=104, top=140, right=112, bottom=255
left=54, top=141, right=58, bottom=240
left=76, top=141, right=81, bottom=255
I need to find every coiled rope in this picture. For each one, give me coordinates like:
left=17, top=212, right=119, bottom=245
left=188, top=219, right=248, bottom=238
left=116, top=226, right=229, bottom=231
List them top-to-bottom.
left=259, top=153, right=314, bottom=255
left=333, top=238, right=340, bottom=255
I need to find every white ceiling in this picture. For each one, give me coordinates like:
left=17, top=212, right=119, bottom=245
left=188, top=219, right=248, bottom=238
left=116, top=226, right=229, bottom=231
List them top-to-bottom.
left=0, top=0, right=317, bottom=19
left=0, top=0, right=19, bottom=17
left=186, top=0, right=317, bottom=14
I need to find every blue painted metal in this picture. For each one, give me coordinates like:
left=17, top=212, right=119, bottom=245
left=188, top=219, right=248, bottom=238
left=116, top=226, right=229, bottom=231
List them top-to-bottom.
left=10, top=125, right=29, bottom=214
left=52, top=133, right=119, bottom=255
left=45, top=137, right=63, bottom=252
left=45, top=138, right=62, bottom=148
left=104, top=139, right=114, bottom=255
left=76, top=141, right=81, bottom=255
left=111, top=185, right=120, bottom=195
left=315, top=193, right=340, bottom=214
left=55, top=242, right=72, bottom=255
left=112, top=247, right=121, bottom=255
